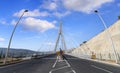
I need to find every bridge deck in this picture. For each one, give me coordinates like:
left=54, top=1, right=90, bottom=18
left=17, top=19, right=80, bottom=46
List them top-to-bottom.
left=0, top=54, right=120, bottom=73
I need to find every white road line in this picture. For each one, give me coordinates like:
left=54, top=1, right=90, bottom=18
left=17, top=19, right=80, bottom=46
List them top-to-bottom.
left=50, top=56, right=76, bottom=73
left=52, top=57, right=58, bottom=68
left=43, top=58, right=77, bottom=59
left=43, top=58, right=56, bottom=59
left=65, top=59, right=71, bottom=67
left=0, top=60, right=28, bottom=69
left=65, top=60, right=76, bottom=73
left=91, top=65, right=113, bottom=73
left=51, top=66, right=69, bottom=72
left=65, top=70, right=73, bottom=73
left=72, top=70, right=76, bottom=73
left=49, top=71, right=52, bottom=73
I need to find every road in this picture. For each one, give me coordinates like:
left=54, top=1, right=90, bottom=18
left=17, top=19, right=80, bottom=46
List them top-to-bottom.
left=0, top=54, right=120, bottom=73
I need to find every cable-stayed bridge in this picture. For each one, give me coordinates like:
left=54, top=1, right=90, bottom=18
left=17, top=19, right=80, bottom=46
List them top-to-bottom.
left=0, top=21, right=120, bottom=73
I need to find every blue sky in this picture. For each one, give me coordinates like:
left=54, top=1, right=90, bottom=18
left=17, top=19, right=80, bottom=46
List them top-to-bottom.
left=0, top=0, right=120, bottom=51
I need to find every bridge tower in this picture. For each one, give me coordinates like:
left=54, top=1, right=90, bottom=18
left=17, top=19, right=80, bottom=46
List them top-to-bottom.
left=54, top=22, right=67, bottom=52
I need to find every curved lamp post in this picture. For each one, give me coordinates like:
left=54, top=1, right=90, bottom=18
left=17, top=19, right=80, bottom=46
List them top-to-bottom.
left=3, top=10, right=28, bottom=64
left=94, top=10, right=118, bottom=64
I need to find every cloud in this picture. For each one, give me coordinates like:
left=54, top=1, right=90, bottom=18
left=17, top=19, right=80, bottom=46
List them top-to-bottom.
left=62, top=0, right=114, bottom=13
left=41, top=1, right=57, bottom=10
left=117, top=3, right=120, bottom=7
left=14, top=9, right=49, bottom=17
left=53, top=11, right=71, bottom=18
left=21, top=17, right=56, bottom=32
left=0, top=19, right=7, bottom=25
left=11, top=20, right=16, bottom=25
left=52, top=20, right=57, bottom=24
left=0, top=21, right=6, bottom=25
left=23, top=35, right=41, bottom=40
left=0, top=37, right=5, bottom=42
left=45, top=42, right=55, bottom=46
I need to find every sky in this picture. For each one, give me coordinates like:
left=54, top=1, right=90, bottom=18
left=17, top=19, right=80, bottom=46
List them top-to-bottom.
left=0, top=0, right=120, bottom=51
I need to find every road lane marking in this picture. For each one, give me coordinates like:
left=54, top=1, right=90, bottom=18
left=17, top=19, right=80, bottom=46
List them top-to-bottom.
left=49, top=56, right=76, bottom=73
left=52, top=56, right=58, bottom=68
left=43, top=58, right=77, bottom=59
left=43, top=58, right=56, bottom=59
left=0, top=60, right=29, bottom=69
left=65, top=60, right=70, bottom=67
left=65, top=60, right=76, bottom=73
left=91, top=65, right=113, bottom=73
left=50, top=66, right=69, bottom=73
left=65, top=70, right=73, bottom=73
left=72, top=70, right=76, bottom=73
left=49, top=71, right=52, bottom=73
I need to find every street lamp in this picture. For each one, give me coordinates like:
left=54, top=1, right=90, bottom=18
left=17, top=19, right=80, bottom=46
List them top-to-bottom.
left=3, top=10, right=28, bottom=64
left=94, top=10, right=118, bottom=64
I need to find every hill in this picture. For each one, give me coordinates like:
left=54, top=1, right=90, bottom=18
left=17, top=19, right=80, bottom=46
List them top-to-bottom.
left=0, top=48, right=36, bottom=57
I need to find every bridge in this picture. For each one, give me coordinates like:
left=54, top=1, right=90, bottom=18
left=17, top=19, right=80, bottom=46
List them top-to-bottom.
left=0, top=19, right=120, bottom=73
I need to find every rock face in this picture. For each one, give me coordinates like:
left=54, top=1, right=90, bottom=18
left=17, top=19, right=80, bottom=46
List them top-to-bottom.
left=71, top=20, right=120, bottom=60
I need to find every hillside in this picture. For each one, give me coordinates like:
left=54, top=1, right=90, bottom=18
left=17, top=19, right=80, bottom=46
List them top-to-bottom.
left=0, top=48, right=36, bottom=57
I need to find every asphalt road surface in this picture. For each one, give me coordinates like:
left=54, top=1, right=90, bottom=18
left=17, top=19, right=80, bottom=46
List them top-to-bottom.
left=0, top=54, right=120, bottom=73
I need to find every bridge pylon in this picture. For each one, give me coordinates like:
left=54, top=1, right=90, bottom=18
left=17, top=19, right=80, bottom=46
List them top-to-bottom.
left=54, top=22, right=67, bottom=52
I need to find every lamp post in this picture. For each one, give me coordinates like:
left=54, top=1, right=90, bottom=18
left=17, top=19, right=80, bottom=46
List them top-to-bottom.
left=3, top=10, right=28, bottom=64
left=94, top=10, right=118, bottom=64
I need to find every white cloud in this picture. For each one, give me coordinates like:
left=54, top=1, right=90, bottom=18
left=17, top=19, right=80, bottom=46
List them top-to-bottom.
left=62, top=0, right=114, bottom=13
left=42, top=2, right=57, bottom=10
left=117, top=3, right=120, bottom=7
left=14, top=9, right=49, bottom=17
left=53, top=11, right=71, bottom=18
left=21, top=17, right=56, bottom=32
left=0, top=19, right=7, bottom=25
left=11, top=20, right=16, bottom=25
left=52, top=20, right=57, bottom=24
left=0, top=21, right=6, bottom=24
left=23, top=35, right=41, bottom=40
left=0, top=37, right=5, bottom=42
left=46, top=42, right=55, bottom=46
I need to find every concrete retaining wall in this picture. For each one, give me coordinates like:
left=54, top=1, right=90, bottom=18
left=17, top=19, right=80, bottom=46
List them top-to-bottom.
left=71, top=20, right=120, bottom=60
